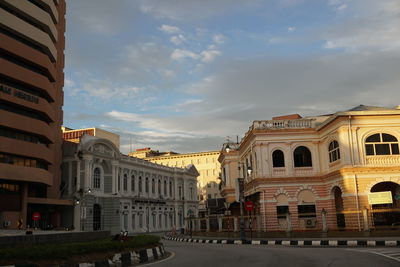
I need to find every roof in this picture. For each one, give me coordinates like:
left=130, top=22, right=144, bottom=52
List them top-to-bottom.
left=346, top=104, right=392, bottom=111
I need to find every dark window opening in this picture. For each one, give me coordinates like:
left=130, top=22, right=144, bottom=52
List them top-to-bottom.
left=0, top=101, right=52, bottom=124
left=0, top=126, right=50, bottom=146
left=365, top=133, right=399, bottom=156
left=293, top=146, right=312, bottom=167
left=272, top=150, right=285, bottom=167
left=0, top=152, right=48, bottom=170
left=297, top=204, right=316, bottom=218
left=276, top=205, right=289, bottom=219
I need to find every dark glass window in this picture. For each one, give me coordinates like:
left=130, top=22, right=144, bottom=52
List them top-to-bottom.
left=365, top=133, right=399, bottom=156
left=328, top=141, right=340, bottom=163
left=272, top=150, right=285, bottom=167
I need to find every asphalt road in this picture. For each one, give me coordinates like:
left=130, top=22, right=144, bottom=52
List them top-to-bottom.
left=153, top=240, right=400, bottom=267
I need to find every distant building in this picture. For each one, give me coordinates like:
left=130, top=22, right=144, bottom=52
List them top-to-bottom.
left=0, top=1, right=69, bottom=229
left=219, top=105, right=400, bottom=232
left=62, top=127, right=120, bottom=149
left=62, top=135, right=199, bottom=234
left=130, top=148, right=221, bottom=215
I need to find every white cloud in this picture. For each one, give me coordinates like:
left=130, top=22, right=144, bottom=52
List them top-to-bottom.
left=159, top=24, right=181, bottom=34
left=287, top=27, right=296, bottom=33
left=170, top=34, right=187, bottom=45
left=213, top=34, right=225, bottom=44
left=171, top=49, right=200, bottom=61
left=200, top=50, right=221, bottom=62
left=82, top=81, right=144, bottom=99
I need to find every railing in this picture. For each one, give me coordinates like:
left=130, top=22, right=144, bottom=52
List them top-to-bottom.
left=253, top=118, right=316, bottom=130
left=365, top=155, right=400, bottom=166
left=272, top=168, right=286, bottom=176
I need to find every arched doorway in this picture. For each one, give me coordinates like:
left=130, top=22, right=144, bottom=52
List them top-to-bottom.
left=370, top=182, right=400, bottom=226
left=332, top=187, right=345, bottom=228
left=93, top=204, right=101, bottom=231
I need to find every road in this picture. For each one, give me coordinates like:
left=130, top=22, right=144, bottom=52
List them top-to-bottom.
left=154, top=240, right=400, bottom=267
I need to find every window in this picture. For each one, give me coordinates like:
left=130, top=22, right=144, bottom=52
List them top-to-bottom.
left=365, top=133, right=399, bottom=156
left=328, top=141, right=341, bottom=163
left=293, top=146, right=312, bottom=167
left=272, top=150, right=285, bottom=167
left=93, top=168, right=101, bottom=189
left=123, top=174, right=128, bottom=191
left=131, top=175, right=135, bottom=191
left=139, top=176, right=142, bottom=193
left=145, top=178, right=149, bottom=193
left=152, top=179, right=155, bottom=194
left=158, top=180, right=161, bottom=195
left=164, top=180, right=167, bottom=195
left=169, top=181, right=173, bottom=196
left=178, top=186, right=182, bottom=199
left=190, top=187, right=193, bottom=200
left=208, top=194, right=212, bottom=199
left=297, top=205, right=316, bottom=218
left=276, top=206, right=289, bottom=219
left=132, top=214, right=136, bottom=230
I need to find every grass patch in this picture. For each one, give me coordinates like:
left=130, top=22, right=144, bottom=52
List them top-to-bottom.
left=0, top=234, right=160, bottom=263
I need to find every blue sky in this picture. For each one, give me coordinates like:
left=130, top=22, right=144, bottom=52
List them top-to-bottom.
left=64, top=0, right=400, bottom=154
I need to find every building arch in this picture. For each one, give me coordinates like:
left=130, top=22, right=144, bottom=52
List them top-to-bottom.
left=272, top=149, right=285, bottom=167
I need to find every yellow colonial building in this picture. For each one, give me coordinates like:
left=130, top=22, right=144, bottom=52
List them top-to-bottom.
left=219, top=105, right=400, bottom=232
left=129, top=148, right=221, bottom=213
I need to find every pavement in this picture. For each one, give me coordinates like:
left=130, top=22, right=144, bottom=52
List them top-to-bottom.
left=0, top=229, right=72, bottom=236
left=165, top=234, right=400, bottom=247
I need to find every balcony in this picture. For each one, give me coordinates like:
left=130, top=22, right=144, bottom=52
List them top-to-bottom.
left=366, top=155, right=400, bottom=166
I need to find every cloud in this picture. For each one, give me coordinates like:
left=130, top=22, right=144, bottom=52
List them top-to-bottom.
left=323, top=0, right=400, bottom=52
left=159, top=24, right=181, bottom=34
left=287, top=27, right=296, bottom=33
left=170, top=34, right=187, bottom=45
left=213, top=34, right=225, bottom=44
left=171, top=49, right=200, bottom=61
left=200, top=50, right=221, bottom=62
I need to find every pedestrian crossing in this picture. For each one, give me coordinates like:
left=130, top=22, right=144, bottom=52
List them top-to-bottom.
left=348, top=248, right=400, bottom=262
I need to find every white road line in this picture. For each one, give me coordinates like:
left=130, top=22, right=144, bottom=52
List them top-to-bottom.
left=368, top=251, right=400, bottom=262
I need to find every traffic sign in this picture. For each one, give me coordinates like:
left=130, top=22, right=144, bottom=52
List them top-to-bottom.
left=245, top=201, right=254, bottom=211
left=32, top=212, right=41, bottom=221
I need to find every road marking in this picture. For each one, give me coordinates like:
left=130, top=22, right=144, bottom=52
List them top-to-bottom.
left=348, top=249, right=400, bottom=263
left=140, top=251, right=175, bottom=266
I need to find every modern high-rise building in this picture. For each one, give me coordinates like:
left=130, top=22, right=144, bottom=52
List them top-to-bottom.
left=0, top=0, right=69, bottom=229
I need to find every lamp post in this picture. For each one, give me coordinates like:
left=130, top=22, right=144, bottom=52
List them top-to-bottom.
left=225, top=144, right=252, bottom=241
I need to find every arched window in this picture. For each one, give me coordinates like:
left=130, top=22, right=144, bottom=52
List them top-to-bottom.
left=365, top=133, right=399, bottom=155
left=328, top=141, right=340, bottom=163
left=293, top=146, right=312, bottom=167
left=272, top=150, right=285, bottom=167
left=93, top=168, right=101, bottom=189
left=123, top=174, right=128, bottom=191
left=139, top=176, right=142, bottom=193
left=145, top=177, right=149, bottom=193
left=151, top=179, right=155, bottom=194
left=158, top=180, right=161, bottom=196
left=169, top=181, right=173, bottom=196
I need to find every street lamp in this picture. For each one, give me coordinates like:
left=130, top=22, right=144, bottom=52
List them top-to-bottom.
left=225, top=145, right=252, bottom=241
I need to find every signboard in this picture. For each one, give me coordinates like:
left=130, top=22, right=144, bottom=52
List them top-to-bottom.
left=235, top=178, right=244, bottom=202
left=368, top=191, right=393, bottom=205
left=245, top=201, right=254, bottom=211
left=32, top=212, right=41, bottom=221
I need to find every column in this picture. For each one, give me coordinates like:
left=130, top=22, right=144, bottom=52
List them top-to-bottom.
left=68, top=161, right=73, bottom=195
left=111, top=161, right=119, bottom=194
left=362, top=208, right=369, bottom=231
left=321, top=209, right=327, bottom=232
left=218, top=216, right=223, bottom=232
left=234, top=217, right=239, bottom=232
left=206, top=218, right=210, bottom=232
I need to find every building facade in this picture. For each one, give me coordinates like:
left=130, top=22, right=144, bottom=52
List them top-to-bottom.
left=0, top=0, right=69, bottom=229
left=219, top=105, right=400, bottom=232
left=62, top=127, right=120, bottom=149
left=63, top=136, right=199, bottom=234
left=130, top=148, right=221, bottom=214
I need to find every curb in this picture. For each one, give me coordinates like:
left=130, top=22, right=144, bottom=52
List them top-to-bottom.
left=164, top=237, right=400, bottom=247
left=2, top=244, right=165, bottom=267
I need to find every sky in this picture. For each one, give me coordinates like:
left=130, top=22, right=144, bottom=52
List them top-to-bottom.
left=64, top=0, right=400, bottom=154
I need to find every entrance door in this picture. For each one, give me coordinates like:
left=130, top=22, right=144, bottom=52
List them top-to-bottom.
left=93, top=204, right=101, bottom=231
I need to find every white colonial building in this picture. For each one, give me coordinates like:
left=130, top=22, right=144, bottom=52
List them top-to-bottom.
left=62, top=135, right=199, bottom=234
